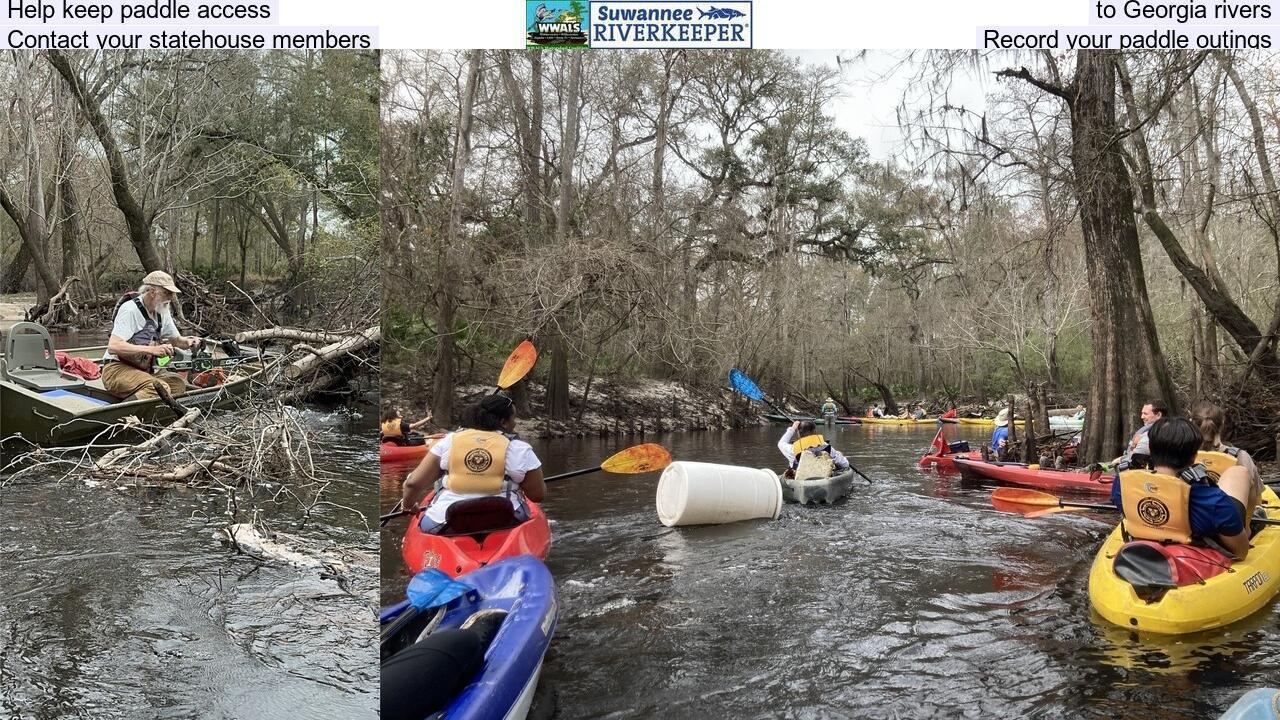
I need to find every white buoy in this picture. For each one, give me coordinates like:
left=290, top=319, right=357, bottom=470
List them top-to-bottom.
left=655, top=461, right=782, bottom=527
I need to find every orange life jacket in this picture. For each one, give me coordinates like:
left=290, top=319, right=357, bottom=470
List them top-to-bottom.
left=445, top=429, right=510, bottom=494
left=790, top=434, right=831, bottom=469
left=1194, top=449, right=1240, bottom=480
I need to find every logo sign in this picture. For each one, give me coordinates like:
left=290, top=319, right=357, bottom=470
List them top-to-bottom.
left=527, top=0, right=590, bottom=48
left=590, top=1, right=752, bottom=48
left=464, top=448, right=494, bottom=473
left=1136, top=497, right=1170, bottom=526
left=1243, top=571, right=1270, bottom=594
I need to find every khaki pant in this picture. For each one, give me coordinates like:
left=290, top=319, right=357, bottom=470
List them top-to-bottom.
left=101, top=361, right=187, bottom=401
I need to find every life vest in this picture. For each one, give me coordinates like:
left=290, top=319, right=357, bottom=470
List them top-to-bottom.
left=114, top=293, right=167, bottom=373
left=381, top=418, right=404, bottom=438
left=445, top=429, right=510, bottom=494
left=790, top=434, right=831, bottom=470
left=1194, top=448, right=1240, bottom=480
left=1118, top=466, right=1215, bottom=544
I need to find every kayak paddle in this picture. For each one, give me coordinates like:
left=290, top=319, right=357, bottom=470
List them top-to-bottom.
left=495, top=340, right=537, bottom=392
left=728, top=367, right=873, bottom=485
left=379, top=442, right=673, bottom=526
left=990, top=487, right=1280, bottom=525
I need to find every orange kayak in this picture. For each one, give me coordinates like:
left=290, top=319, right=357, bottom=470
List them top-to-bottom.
left=401, top=492, right=552, bottom=577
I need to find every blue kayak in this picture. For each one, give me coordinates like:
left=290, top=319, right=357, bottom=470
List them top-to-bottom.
left=381, top=555, right=558, bottom=720
left=1220, top=689, right=1280, bottom=720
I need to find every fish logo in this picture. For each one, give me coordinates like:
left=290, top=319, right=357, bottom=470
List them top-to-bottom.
left=534, top=3, right=556, bottom=21
left=699, top=6, right=746, bottom=19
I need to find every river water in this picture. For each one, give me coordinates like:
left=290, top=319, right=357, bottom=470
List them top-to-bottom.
left=1, top=402, right=379, bottom=719
left=381, top=423, right=1280, bottom=719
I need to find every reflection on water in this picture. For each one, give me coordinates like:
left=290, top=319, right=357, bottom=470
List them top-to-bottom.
left=1, top=408, right=378, bottom=720
left=379, top=423, right=1280, bottom=718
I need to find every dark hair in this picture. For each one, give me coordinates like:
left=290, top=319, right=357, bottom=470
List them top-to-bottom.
left=471, top=394, right=516, bottom=431
left=1146, top=399, right=1169, bottom=417
left=1189, top=401, right=1226, bottom=450
left=381, top=408, right=400, bottom=423
left=1147, top=417, right=1202, bottom=470
left=797, top=420, right=817, bottom=437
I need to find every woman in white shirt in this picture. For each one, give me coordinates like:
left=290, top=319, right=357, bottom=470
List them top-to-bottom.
left=401, top=394, right=546, bottom=533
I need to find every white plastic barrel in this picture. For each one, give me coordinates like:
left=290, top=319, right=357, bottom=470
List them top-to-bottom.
left=655, top=461, right=783, bottom=527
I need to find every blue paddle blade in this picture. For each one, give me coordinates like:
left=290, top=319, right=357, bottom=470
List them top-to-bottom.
left=728, top=368, right=765, bottom=401
left=406, top=568, right=473, bottom=610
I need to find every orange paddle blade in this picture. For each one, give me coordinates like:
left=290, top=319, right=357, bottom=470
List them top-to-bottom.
left=497, top=340, right=537, bottom=389
left=600, top=443, right=672, bottom=474
left=990, top=487, right=1061, bottom=507
left=1026, top=507, right=1083, bottom=518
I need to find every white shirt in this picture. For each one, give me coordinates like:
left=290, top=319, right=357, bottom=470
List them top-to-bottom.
left=102, top=300, right=180, bottom=361
left=424, top=431, right=543, bottom=523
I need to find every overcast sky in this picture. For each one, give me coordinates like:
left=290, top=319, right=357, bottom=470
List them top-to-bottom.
left=786, top=50, right=994, bottom=161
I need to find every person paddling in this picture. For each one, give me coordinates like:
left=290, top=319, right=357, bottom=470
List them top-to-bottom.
left=401, top=395, right=546, bottom=535
left=1190, top=401, right=1262, bottom=512
left=381, top=407, right=433, bottom=447
left=1110, top=417, right=1255, bottom=559
left=778, top=420, right=850, bottom=478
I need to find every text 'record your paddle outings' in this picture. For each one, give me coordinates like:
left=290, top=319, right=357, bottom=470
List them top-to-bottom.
left=5, top=0, right=376, bottom=49
left=979, top=0, right=1275, bottom=50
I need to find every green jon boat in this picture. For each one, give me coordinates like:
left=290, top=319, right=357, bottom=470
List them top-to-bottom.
left=1, top=322, right=283, bottom=447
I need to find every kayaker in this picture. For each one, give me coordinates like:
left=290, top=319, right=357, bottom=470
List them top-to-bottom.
left=102, top=271, right=203, bottom=401
left=401, top=394, right=546, bottom=534
left=820, top=397, right=838, bottom=416
left=1111, top=399, right=1166, bottom=469
left=1190, top=401, right=1262, bottom=509
left=911, top=404, right=926, bottom=420
left=381, top=407, right=433, bottom=446
left=989, top=408, right=1011, bottom=459
left=1110, top=417, right=1255, bottom=559
left=777, top=420, right=850, bottom=476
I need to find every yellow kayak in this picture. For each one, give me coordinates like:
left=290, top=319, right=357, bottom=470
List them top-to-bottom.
left=859, top=416, right=935, bottom=425
left=957, top=417, right=1025, bottom=427
left=1088, top=486, right=1280, bottom=635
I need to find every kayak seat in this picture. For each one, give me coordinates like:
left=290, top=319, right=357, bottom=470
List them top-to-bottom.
left=3, top=322, right=85, bottom=392
left=440, top=496, right=520, bottom=538
left=1114, top=540, right=1234, bottom=602
left=1113, top=541, right=1177, bottom=603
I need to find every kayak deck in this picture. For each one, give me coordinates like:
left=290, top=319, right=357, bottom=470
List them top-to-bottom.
left=402, top=494, right=552, bottom=576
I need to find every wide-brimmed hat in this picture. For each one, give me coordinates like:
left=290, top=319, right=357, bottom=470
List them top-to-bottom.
left=142, top=270, right=181, bottom=294
left=825, top=397, right=834, bottom=402
left=994, top=408, right=1010, bottom=427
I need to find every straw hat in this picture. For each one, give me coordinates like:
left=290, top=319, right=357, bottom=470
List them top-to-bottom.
left=142, top=270, right=181, bottom=294
left=994, top=408, right=1010, bottom=427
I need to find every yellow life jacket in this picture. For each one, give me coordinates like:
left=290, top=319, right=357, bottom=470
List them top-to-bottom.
left=380, top=418, right=403, bottom=438
left=445, top=429, right=510, bottom=494
left=792, top=434, right=827, bottom=456
left=1194, top=449, right=1239, bottom=480
left=1119, top=469, right=1192, bottom=544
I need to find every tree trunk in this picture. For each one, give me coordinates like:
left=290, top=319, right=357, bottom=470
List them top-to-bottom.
left=47, top=50, right=162, bottom=272
left=433, top=50, right=483, bottom=427
left=1070, top=51, right=1176, bottom=463
left=543, top=53, right=584, bottom=421
left=3, top=244, right=31, bottom=293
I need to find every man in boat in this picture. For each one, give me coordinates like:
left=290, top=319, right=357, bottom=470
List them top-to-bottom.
left=101, top=271, right=203, bottom=401
left=401, top=394, right=546, bottom=534
left=820, top=397, right=838, bottom=416
left=1110, top=400, right=1166, bottom=469
left=911, top=404, right=927, bottom=420
left=381, top=407, right=433, bottom=446
left=988, top=408, right=1011, bottom=460
left=1109, top=416, right=1255, bottom=559
left=777, top=420, right=850, bottom=478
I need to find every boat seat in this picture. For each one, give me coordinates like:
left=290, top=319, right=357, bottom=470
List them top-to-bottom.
left=2, top=322, right=85, bottom=392
left=440, top=496, right=520, bottom=537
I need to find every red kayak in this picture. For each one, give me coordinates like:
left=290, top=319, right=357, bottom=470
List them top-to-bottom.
left=379, top=433, right=445, bottom=464
left=918, top=450, right=982, bottom=471
left=952, top=457, right=1112, bottom=495
left=402, top=492, right=552, bottom=577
